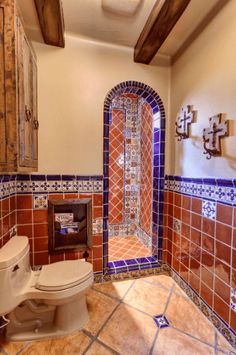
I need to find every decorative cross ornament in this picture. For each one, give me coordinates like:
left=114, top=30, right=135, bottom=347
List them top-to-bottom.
left=175, top=105, right=196, bottom=141
left=203, top=114, right=229, bottom=160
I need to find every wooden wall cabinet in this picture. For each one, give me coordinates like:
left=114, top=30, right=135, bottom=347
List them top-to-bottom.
left=0, top=0, right=38, bottom=172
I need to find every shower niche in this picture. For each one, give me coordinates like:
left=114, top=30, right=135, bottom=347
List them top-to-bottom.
left=48, top=199, right=92, bottom=253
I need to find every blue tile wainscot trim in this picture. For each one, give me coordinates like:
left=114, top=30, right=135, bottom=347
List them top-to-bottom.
left=103, top=81, right=166, bottom=273
left=165, top=175, right=236, bottom=206
left=107, top=256, right=160, bottom=274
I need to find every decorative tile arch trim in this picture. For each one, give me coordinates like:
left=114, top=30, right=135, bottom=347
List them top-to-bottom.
left=103, top=81, right=166, bottom=273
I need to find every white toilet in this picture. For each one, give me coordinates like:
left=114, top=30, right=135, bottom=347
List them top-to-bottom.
left=0, top=236, right=93, bottom=341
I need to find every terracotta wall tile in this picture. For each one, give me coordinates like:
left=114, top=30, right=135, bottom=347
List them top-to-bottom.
left=17, top=195, right=32, bottom=210
left=191, top=198, right=202, bottom=214
left=216, top=204, right=233, bottom=225
left=215, top=222, right=232, bottom=246
left=200, top=282, right=213, bottom=307
left=214, top=294, right=229, bottom=324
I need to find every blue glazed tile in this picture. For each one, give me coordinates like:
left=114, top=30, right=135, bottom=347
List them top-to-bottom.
left=153, top=106, right=159, bottom=115
left=104, top=124, right=109, bottom=137
left=154, top=130, right=160, bottom=142
left=103, top=138, right=109, bottom=152
left=153, top=143, right=160, bottom=155
left=103, top=164, right=109, bottom=177
left=17, top=174, right=30, bottom=181
left=31, top=175, right=46, bottom=181
left=47, top=175, right=61, bottom=181
left=62, top=175, right=75, bottom=181
left=90, top=175, right=103, bottom=181
left=103, top=178, right=109, bottom=191
left=203, top=178, right=216, bottom=185
left=217, top=179, right=234, bottom=187
left=153, top=190, right=158, bottom=202
left=202, top=200, right=216, bottom=220
left=104, top=204, right=108, bottom=217
left=147, top=256, right=157, bottom=262
left=136, top=257, right=149, bottom=264
left=125, top=259, right=138, bottom=265
left=113, top=260, right=126, bottom=267
left=108, top=262, right=114, bottom=268
left=140, top=264, right=152, bottom=270
left=127, top=265, right=139, bottom=272
left=153, top=315, right=169, bottom=329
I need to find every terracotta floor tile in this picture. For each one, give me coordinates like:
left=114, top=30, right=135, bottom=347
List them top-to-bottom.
left=109, top=236, right=151, bottom=261
left=143, top=274, right=174, bottom=290
left=123, top=278, right=170, bottom=316
left=93, top=279, right=134, bottom=300
left=165, top=288, right=215, bottom=345
left=84, top=289, right=118, bottom=336
left=98, top=304, right=157, bottom=355
left=152, top=327, right=215, bottom=355
left=21, top=331, right=91, bottom=355
left=217, top=331, right=235, bottom=353
left=0, top=338, right=26, bottom=355
left=85, top=341, right=114, bottom=355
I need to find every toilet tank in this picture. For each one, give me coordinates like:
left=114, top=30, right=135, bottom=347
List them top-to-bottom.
left=0, top=236, right=31, bottom=316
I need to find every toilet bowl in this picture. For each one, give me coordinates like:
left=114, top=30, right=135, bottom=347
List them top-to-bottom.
left=0, top=236, right=93, bottom=341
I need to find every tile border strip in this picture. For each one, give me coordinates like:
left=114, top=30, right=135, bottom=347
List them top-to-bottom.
left=0, top=174, right=103, bottom=198
left=165, top=175, right=236, bottom=206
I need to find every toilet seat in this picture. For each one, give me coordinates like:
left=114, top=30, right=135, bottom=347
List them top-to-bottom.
left=36, top=260, right=93, bottom=292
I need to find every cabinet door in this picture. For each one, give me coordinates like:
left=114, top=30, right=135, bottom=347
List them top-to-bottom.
left=17, top=17, right=34, bottom=168
left=31, top=54, right=38, bottom=168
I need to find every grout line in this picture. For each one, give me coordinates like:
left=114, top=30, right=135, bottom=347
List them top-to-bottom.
left=83, top=279, right=136, bottom=354
left=149, top=283, right=175, bottom=355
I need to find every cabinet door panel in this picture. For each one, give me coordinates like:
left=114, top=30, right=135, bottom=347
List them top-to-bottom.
left=0, top=7, right=6, bottom=165
left=17, top=17, right=32, bottom=167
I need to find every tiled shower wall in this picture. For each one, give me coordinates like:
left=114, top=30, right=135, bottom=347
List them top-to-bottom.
left=108, top=94, right=153, bottom=249
left=0, top=174, right=103, bottom=273
left=163, top=176, right=236, bottom=335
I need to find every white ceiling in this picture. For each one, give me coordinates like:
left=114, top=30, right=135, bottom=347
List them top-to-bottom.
left=18, top=0, right=224, bottom=60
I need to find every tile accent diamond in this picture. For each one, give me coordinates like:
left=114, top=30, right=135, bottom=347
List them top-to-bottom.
left=33, top=194, right=48, bottom=209
left=202, top=200, right=216, bottom=219
left=153, top=315, right=169, bottom=329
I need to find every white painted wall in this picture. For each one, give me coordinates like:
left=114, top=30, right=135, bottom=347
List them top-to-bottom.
left=170, top=0, right=236, bottom=178
left=33, top=35, right=170, bottom=175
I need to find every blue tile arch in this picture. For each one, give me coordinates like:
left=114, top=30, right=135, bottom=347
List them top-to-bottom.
left=103, top=81, right=166, bottom=273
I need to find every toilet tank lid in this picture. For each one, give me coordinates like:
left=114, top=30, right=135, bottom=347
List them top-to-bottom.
left=0, top=236, right=29, bottom=269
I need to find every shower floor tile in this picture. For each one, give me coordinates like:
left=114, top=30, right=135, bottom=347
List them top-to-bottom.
left=108, top=235, right=151, bottom=261
left=1, top=275, right=233, bottom=355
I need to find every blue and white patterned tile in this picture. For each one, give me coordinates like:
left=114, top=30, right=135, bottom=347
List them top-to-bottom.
left=48, top=180, right=62, bottom=193
left=82, top=180, right=93, bottom=192
left=93, top=180, right=103, bottom=192
left=16, top=181, right=30, bottom=193
left=33, top=194, right=48, bottom=209
left=202, top=200, right=216, bottom=220
left=93, top=218, right=103, bottom=234
left=173, top=218, right=182, bottom=234
left=230, top=288, right=236, bottom=312
left=153, top=315, right=169, bottom=329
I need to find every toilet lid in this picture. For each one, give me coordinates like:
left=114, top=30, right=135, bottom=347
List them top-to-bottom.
left=36, top=260, right=93, bottom=291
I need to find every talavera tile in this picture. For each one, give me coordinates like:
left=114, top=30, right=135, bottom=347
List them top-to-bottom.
left=123, top=278, right=170, bottom=316
left=92, top=279, right=134, bottom=300
left=84, top=289, right=118, bottom=336
left=165, top=289, right=215, bottom=345
left=98, top=304, right=157, bottom=355
left=152, top=327, right=215, bottom=355
left=21, top=331, right=91, bottom=355
left=86, top=341, right=115, bottom=355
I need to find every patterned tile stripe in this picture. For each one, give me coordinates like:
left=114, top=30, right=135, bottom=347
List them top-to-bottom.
left=0, top=175, right=103, bottom=198
left=165, top=175, right=236, bottom=206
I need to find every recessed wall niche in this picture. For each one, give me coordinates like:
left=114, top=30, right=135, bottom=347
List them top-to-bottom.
left=48, top=199, right=92, bottom=253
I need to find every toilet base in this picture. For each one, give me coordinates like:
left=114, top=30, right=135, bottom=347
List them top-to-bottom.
left=6, top=294, right=89, bottom=341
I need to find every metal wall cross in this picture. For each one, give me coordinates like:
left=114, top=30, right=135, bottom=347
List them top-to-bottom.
left=175, top=105, right=196, bottom=141
left=203, top=114, right=229, bottom=159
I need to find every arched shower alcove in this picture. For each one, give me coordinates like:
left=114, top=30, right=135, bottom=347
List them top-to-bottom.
left=103, top=81, right=166, bottom=273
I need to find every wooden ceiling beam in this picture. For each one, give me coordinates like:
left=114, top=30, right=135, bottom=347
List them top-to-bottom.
left=34, top=0, right=65, bottom=48
left=134, top=0, right=191, bottom=64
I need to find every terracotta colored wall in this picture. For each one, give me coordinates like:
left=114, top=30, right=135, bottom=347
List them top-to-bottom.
left=140, top=102, right=153, bottom=235
left=108, top=109, right=125, bottom=224
left=163, top=178, right=236, bottom=334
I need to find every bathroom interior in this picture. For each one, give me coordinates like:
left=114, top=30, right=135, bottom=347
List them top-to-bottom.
left=0, top=0, right=236, bottom=353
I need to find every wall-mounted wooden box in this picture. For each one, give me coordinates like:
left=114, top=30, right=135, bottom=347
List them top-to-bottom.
left=48, top=199, right=92, bottom=253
